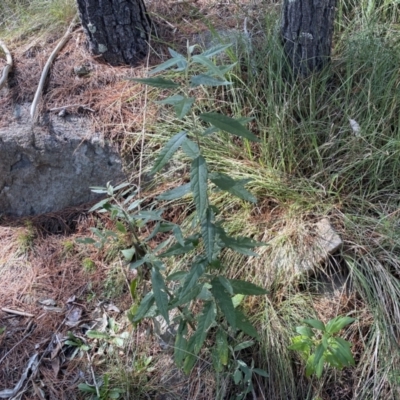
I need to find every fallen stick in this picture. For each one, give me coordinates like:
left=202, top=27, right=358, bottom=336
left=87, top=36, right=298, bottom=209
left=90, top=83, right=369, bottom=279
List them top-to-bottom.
left=30, top=15, right=79, bottom=121
left=0, top=39, right=13, bottom=90
left=2, top=307, right=34, bottom=317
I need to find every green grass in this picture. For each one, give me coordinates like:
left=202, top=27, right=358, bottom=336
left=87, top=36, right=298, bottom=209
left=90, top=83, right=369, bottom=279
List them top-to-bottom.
left=0, top=0, right=76, bottom=43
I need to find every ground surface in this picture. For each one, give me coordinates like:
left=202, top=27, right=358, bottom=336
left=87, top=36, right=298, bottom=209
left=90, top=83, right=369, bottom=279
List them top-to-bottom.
left=0, top=1, right=270, bottom=399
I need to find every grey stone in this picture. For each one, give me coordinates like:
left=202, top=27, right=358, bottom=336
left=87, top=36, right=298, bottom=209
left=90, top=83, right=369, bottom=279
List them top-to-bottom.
left=0, top=104, right=126, bottom=216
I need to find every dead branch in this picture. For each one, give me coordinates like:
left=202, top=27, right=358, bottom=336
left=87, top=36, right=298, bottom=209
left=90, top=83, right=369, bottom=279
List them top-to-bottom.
left=30, top=16, right=79, bottom=121
left=0, top=39, right=13, bottom=91
left=2, top=307, right=34, bottom=317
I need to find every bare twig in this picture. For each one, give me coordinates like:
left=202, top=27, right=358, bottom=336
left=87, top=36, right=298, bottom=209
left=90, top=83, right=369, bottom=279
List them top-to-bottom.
left=30, top=15, right=79, bottom=121
left=0, top=39, right=13, bottom=90
left=2, top=307, right=34, bottom=317
left=86, top=352, right=101, bottom=398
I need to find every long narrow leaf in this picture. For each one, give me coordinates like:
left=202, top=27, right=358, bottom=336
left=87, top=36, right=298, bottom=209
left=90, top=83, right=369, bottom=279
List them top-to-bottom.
left=131, top=77, right=180, bottom=88
left=200, top=112, right=260, bottom=142
left=152, top=131, right=187, bottom=174
left=190, top=156, right=208, bottom=218
left=210, top=172, right=257, bottom=203
left=157, top=183, right=191, bottom=201
left=201, top=208, right=216, bottom=262
left=152, top=268, right=169, bottom=324
left=211, top=278, right=235, bottom=329
left=193, top=301, right=216, bottom=354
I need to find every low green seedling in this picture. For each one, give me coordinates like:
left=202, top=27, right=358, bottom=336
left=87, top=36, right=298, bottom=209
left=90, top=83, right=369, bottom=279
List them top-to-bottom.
left=289, top=316, right=356, bottom=378
left=78, top=374, right=124, bottom=400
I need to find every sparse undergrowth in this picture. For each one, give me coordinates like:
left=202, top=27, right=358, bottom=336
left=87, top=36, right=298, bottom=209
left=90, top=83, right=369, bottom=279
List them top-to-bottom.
left=1, top=0, right=400, bottom=399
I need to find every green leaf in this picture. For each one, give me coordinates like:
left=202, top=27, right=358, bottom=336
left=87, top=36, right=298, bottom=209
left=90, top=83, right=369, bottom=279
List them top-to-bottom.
left=199, top=43, right=232, bottom=58
left=168, top=47, right=185, bottom=59
left=192, top=55, right=226, bottom=78
left=148, top=57, right=184, bottom=75
left=191, top=74, right=232, bottom=87
left=131, top=77, right=180, bottom=88
left=156, top=94, right=185, bottom=105
left=157, top=95, right=195, bottom=118
left=175, top=97, right=195, bottom=119
left=200, top=112, right=259, bottom=142
left=151, top=131, right=187, bottom=174
left=181, top=138, right=200, bottom=159
left=190, top=156, right=208, bottom=219
left=210, top=172, right=257, bottom=203
left=157, top=183, right=191, bottom=201
left=89, top=198, right=110, bottom=212
left=201, top=208, right=216, bottom=262
left=116, top=221, right=126, bottom=233
left=172, top=225, right=185, bottom=246
left=217, top=229, right=262, bottom=256
left=76, top=237, right=96, bottom=245
left=159, top=239, right=196, bottom=257
left=121, top=248, right=135, bottom=262
left=129, top=256, right=148, bottom=269
left=180, top=261, right=206, bottom=300
left=151, top=268, right=169, bottom=324
left=166, top=270, right=187, bottom=281
left=218, top=276, right=233, bottom=295
left=211, top=278, right=235, bottom=329
left=130, top=279, right=138, bottom=299
left=228, top=279, right=267, bottom=295
left=173, top=284, right=203, bottom=307
left=133, top=292, right=155, bottom=322
left=232, top=294, right=245, bottom=308
left=193, top=301, right=216, bottom=354
left=235, top=309, right=259, bottom=339
left=325, top=316, right=355, bottom=335
left=303, top=319, right=326, bottom=332
left=175, top=320, right=188, bottom=367
left=295, top=326, right=314, bottom=338
left=215, top=329, right=229, bottom=366
left=86, top=330, right=110, bottom=340
left=288, top=336, right=312, bottom=353
left=333, top=337, right=355, bottom=366
left=234, top=340, right=254, bottom=352
left=313, top=343, right=325, bottom=368
left=315, top=351, right=325, bottom=378
left=183, top=352, right=197, bottom=375
left=253, top=368, right=269, bottom=378
left=233, top=369, right=242, bottom=384
left=78, top=383, right=96, bottom=393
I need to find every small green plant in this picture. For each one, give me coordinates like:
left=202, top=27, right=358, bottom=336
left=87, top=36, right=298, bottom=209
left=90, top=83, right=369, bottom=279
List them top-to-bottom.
left=87, top=43, right=268, bottom=388
left=17, top=220, right=35, bottom=253
left=62, top=239, right=75, bottom=255
left=82, top=257, right=96, bottom=273
left=289, top=316, right=356, bottom=378
left=65, top=331, right=91, bottom=359
left=228, top=340, right=268, bottom=399
left=78, top=374, right=124, bottom=400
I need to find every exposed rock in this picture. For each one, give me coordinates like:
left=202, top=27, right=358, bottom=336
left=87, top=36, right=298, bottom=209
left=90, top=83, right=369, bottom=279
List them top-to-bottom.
left=0, top=104, right=126, bottom=217
left=314, top=218, right=343, bottom=264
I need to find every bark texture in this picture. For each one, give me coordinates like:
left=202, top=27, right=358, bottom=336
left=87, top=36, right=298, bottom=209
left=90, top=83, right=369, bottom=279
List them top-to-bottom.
left=76, top=0, right=151, bottom=66
left=281, top=0, right=336, bottom=76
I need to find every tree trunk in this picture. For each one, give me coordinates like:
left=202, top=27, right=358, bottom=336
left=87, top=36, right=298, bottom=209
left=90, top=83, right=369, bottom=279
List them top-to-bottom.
left=76, top=0, right=151, bottom=66
left=281, top=0, right=336, bottom=76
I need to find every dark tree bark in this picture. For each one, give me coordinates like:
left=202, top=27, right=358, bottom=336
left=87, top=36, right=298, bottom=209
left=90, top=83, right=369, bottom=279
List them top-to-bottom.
left=76, top=0, right=151, bottom=66
left=281, top=0, right=336, bottom=76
